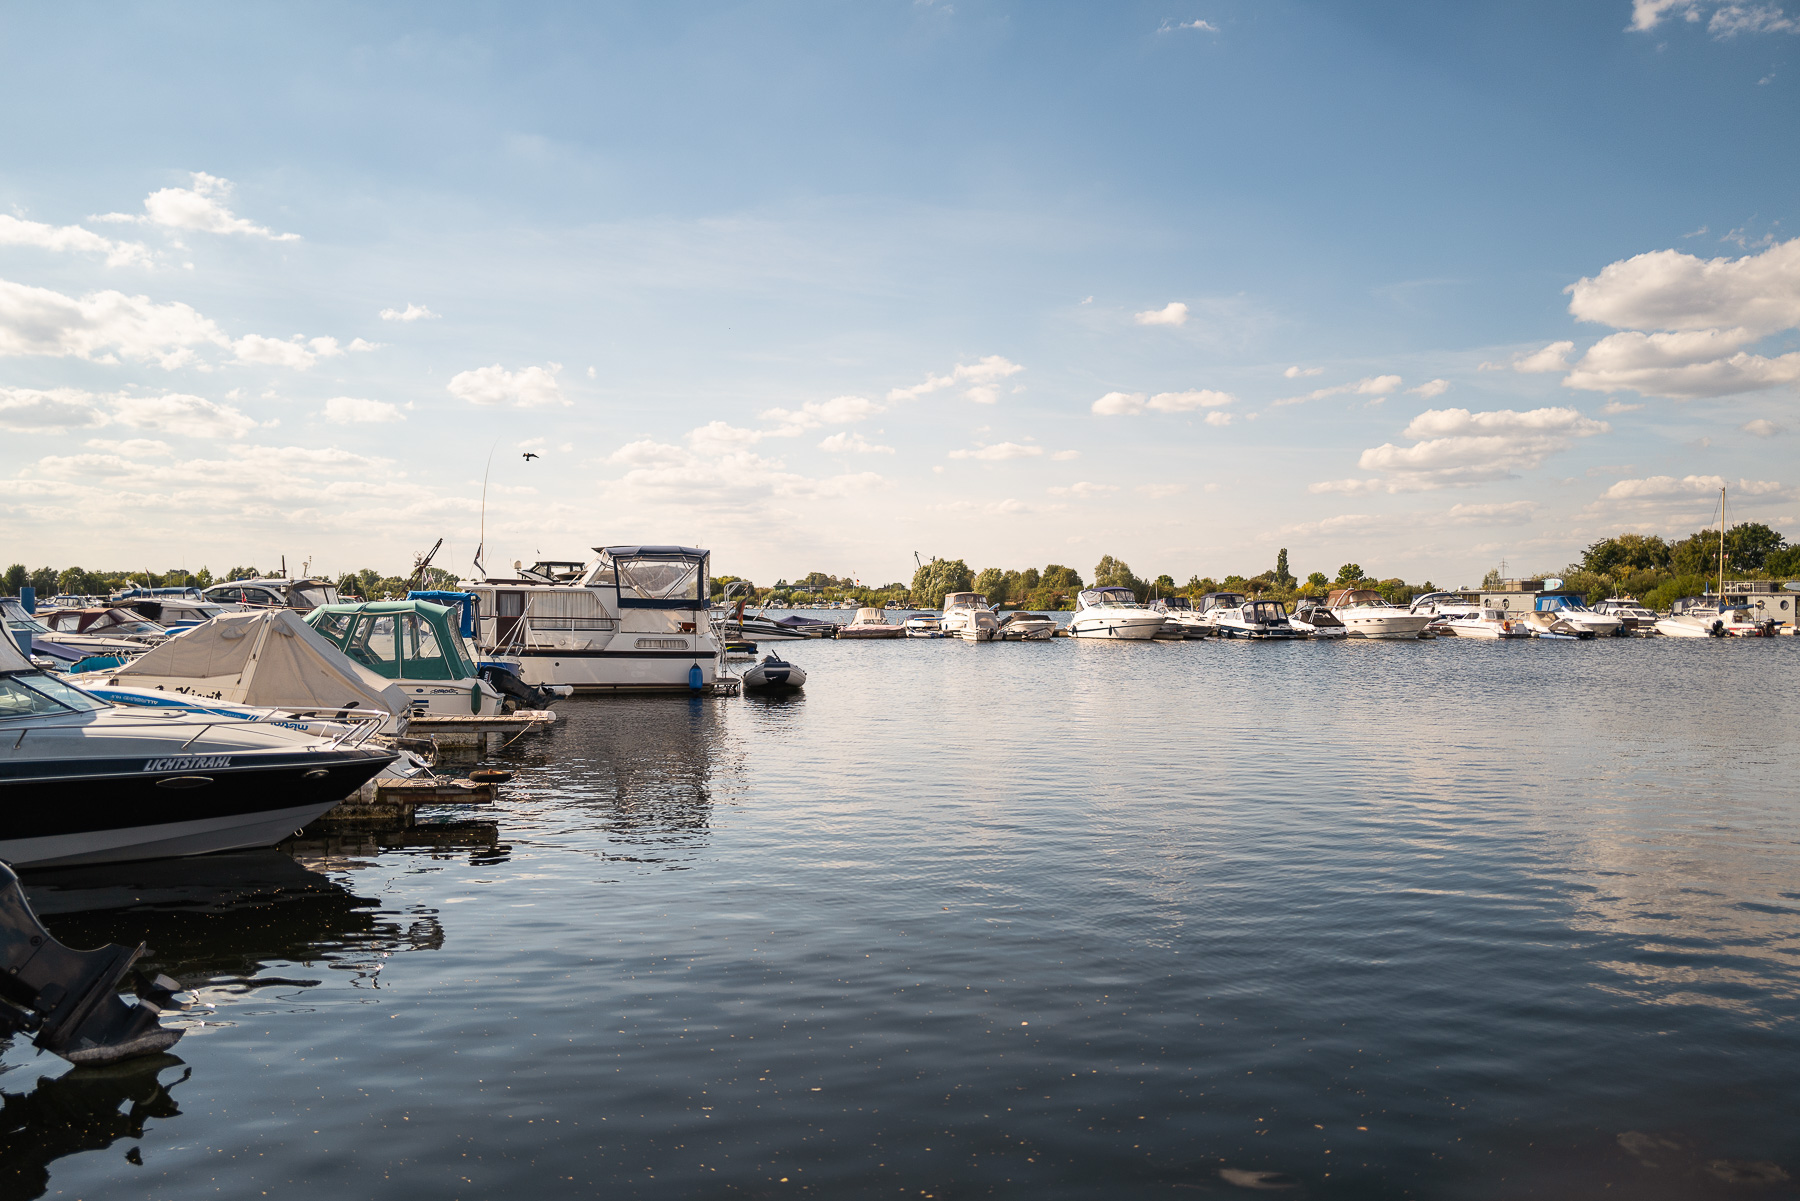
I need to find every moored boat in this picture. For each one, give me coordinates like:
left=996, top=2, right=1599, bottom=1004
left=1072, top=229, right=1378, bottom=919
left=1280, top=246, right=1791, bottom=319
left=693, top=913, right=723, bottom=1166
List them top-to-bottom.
left=1068, top=587, right=1166, bottom=639
left=1326, top=588, right=1433, bottom=640
left=940, top=593, right=1001, bottom=642
left=1213, top=599, right=1305, bottom=639
left=838, top=607, right=906, bottom=639
left=996, top=612, right=1057, bottom=641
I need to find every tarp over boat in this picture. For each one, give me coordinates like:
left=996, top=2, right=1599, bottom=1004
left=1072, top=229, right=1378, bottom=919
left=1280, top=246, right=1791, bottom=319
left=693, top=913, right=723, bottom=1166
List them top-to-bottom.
left=103, top=609, right=407, bottom=719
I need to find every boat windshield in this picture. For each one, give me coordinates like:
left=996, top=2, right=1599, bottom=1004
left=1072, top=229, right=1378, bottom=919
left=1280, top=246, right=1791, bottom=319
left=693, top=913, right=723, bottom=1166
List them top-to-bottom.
left=610, top=554, right=707, bottom=608
left=291, top=582, right=341, bottom=610
left=1081, top=588, right=1138, bottom=607
left=1538, top=595, right=1590, bottom=612
left=0, top=599, right=50, bottom=635
left=1248, top=602, right=1287, bottom=622
left=0, top=671, right=109, bottom=720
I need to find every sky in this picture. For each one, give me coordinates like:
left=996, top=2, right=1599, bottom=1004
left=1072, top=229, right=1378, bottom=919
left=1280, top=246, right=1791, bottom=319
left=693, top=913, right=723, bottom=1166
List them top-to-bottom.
left=0, top=0, right=1796, bottom=589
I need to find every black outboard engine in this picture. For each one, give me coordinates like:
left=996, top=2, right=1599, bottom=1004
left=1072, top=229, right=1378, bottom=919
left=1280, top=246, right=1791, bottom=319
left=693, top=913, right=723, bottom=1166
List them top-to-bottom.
left=476, top=661, right=565, bottom=712
left=0, top=862, right=185, bottom=1065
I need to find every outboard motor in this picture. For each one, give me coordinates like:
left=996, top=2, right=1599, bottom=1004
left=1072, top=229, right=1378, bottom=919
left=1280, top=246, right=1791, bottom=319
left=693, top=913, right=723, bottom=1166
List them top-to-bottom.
left=476, top=661, right=568, bottom=711
left=0, top=862, right=186, bottom=1065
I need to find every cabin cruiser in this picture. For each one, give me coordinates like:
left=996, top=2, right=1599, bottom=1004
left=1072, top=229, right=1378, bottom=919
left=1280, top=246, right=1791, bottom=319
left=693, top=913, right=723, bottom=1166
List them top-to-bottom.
left=460, top=547, right=720, bottom=693
left=201, top=577, right=342, bottom=613
left=1068, top=587, right=1166, bottom=639
left=112, top=588, right=230, bottom=630
left=1326, top=588, right=1433, bottom=639
left=1193, top=592, right=1246, bottom=633
left=1408, top=592, right=1477, bottom=620
left=939, top=593, right=1001, bottom=642
left=1532, top=593, right=1624, bottom=637
left=1, top=597, right=145, bottom=667
left=1149, top=597, right=1211, bottom=639
left=1593, top=597, right=1658, bottom=634
left=1654, top=597, right=1773, bottom=638
left=1212, top=599, right=1304, bottom=639
left=1288, top=599, right=1347, bottom=638
left=39, top=607, right=172, bottom=646
left=1437, top=607, right=1530, bottom=639
left=838, top=608, right=905, bottom=639
left=90, top=609, right=412, bottom=733
left=719, top=609, right=811, bottom=642
left=996, top=612, right=1057, bottom=641
left=1521, top=612, right=1597, bottom=639
left=902, top=613, right=944, bottom=638
left=0, top=633, right=394, bottom=867
left=742, top=653, right=806, bottom=690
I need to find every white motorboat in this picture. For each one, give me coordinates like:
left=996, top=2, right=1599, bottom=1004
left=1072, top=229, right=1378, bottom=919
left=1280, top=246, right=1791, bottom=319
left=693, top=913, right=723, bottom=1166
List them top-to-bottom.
left=461, top=546, right=722, bottom=693
left=201, top=577, right=342, bottom=613
left=1068, top=587, right=1167, bottom=640
left=1326, top=588, right=1433, bottom=640
left=1193, top=592, right=1246, bottom=634
left=939, top=593, right=1001, bottom=642
left=1532, top=593, right=1624, bottom=637
left=2, top=597, right=146, bottom=667
left=1149, top=597, right=1211, bottom=639
left=1593, top=597, right=1658, bottom=634
left=1653, top=597, right=1773, bottom=638
left=1213, top=599, right=1305, bottom=639
left=1288, top=599, right=1347, bottom=638
left=838, top=607, right=905, bottom=639
left=1437, top=607, right=1530, bottom=639
left=996, top=612, right=1057, bottom=641
left=902, top=613, right=944, bottom=638
left=0, top=634, right=395, bottom=867
left=742, top=653, right=806, bottom=690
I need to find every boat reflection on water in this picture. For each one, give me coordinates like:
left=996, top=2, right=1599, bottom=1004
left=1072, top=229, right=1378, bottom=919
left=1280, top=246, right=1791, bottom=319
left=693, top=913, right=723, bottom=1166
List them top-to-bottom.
left=0, top=1053, right=189, bottom=1199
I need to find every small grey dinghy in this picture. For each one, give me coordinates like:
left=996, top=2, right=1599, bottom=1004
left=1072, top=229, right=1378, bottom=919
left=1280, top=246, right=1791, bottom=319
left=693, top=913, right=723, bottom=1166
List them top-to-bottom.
left=742, top=653, right=806, bottom=691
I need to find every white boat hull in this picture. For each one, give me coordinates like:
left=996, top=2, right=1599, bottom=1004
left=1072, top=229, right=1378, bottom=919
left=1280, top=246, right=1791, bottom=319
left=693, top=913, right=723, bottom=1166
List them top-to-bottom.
left=1337, top=613, right=1432, bottom=639
left=1069, top=614, right=1165, bottom=640
left=509, top=648, right=717, bottom=693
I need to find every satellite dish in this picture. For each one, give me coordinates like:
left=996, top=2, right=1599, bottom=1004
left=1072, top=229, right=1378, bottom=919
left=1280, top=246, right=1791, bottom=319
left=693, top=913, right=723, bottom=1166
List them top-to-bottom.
left=1544, top=577, right=1564, bottom=590
left=1784, top=581, right=1800, bottom=592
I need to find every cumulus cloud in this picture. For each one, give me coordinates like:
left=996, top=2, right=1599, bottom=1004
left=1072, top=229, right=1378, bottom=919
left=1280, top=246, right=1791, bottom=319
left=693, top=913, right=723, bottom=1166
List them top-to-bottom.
left=1708, top=3, right=1800, bottom=34
left=1158, top=18, right=1219, bottom=32
left=96, top=172, right=299, bottom=241
left=0, top=214, right=151, bottom=267
left=1566, top=237, right=1800, bottom=335
left=0, top=277, right=228, bottom=368
left=1134, top=302, right=1189, bottom=327
left=379, top=304, right=439, bottom=322
left=1563, top=328, right=1800, bottom=398
left=232, top=333, right=355, bottom=370
left=1512, top=341, right=1575, bottom=373
left=888, top=355, right=1024, bottom=404
left=447, top=362, right=569, bottom=408
left=1284, top=366, right=1323, bottom=379
left=1272, top=374, right=1402, bottom=407
left=1409, top=378, right=1451, bottom=398
left=0, top=387, right=110, bottom=433
left=1091, top=388, right=1235, bottom=415
left=112, top=393, right=260, bottom=439
left=760, top=394, right=884, bottom=433
left=324, top=396, right=405, bottom=424
left=1316, top=406, right=1609, bottom=492
left=1204, top=411, right=1232, bottom=427
left=1743, top=417, right=1784, bottom=436
left=602, top=430, right=885, bottom=509
left=818, top=431, right=893, bottom=454
left=948, top=441, right=1042, bottom=461
left=1051, top=449, right=1080, bottom=461
left=1600, top=473, right=1786, bottom=501
left=1048, top=481, right=1118, bottom=497
left=1446, top=501, right=1537, bottom=523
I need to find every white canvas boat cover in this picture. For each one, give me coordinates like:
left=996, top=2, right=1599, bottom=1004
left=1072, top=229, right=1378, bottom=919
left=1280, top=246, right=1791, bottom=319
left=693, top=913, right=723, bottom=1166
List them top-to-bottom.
left=109, top=609, right=406, bottom=716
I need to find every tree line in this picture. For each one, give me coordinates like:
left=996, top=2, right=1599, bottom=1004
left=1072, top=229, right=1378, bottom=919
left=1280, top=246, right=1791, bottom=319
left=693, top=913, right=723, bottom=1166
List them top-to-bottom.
left=2, top=563, right=458, bottom=601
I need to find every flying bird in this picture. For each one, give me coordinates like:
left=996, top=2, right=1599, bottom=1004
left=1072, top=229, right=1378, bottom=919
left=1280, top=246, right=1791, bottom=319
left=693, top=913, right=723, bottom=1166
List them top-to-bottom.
left=522, top=452, right=539, bottom=461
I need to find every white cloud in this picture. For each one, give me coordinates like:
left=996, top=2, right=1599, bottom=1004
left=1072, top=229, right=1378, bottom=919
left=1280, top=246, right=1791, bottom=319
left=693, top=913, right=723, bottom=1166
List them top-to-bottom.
left=1630, top=0, right=1696, bottom=29
left=1709, top=3, right=1800, bottom=35
left=1158, top=18, right=1219, bottom=32
left=96, top=172, right=299, bottom=241
left=0, top=214, right=151, bottom=267
left=1566, top=237, right=1800, bottom=336
left=0, top=276, right=227, bottom=369
left=1134, top=302, right=1189, bottom=327
left=379, top=304, right=439, bottom=322
left=1562, top=328, right=1800, bottom=398
left=232, top=333, right=350, bottom=370
left=1513, top=341, right=1575, bottom=373
left=888, top=356, right=1024, bottom=404
left=446, top=362, right=569, bottom=408
left=1283, top=366, right=1323, bottom=379
left=1272, top=374, right=1402, bottom=407
left=1409, top=378, right=1451, bottom=398
left=0, top=387, right=110, bottom=433
left=1091, top=388, right=1235, bottom=415
left=112, top=392, right=259, bottom=439
left=760, top=394, right=884, bottom=433
left=324, top=396, right=405, bottom=424
left=1602, top=399, right=1645, bottom=414
left=1322, top=406, right=1609, bottom=492
left=1205, top=411, right=1232, bottom=427
left=1743, top=417, right=1784, bottom=436
left=685, top=421, right=766, bottom=456
left=818, top=431, right=894, bottom=454
left=601, top=433, right=886, bottom=509
left=85, top=438, right=172, bottom=457
left=948, top=441, right=1042, bottom=461
left=1051, top=449, right=1080, bottom=461
left=1600, top=473, right=1786, bottom=501
left=1048, top=481, right=1118, bottom=497
left=1136, top=483, right=1188, bottom=498
left=1446, top=501, right=1537, bottom=523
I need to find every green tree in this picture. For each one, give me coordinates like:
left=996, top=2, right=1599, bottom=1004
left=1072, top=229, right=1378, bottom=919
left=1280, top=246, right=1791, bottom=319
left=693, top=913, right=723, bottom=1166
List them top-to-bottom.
left=1726, top=522, right=1786, bottom=572
left=1582, top=533, right=1671, bottom=575
left=1765, top=546, right=1800, bottom=577
left=1275, top=548, right=1293, bottom=587
left=1092, top=555, right=1135, bottom=590
left=910, top=557, right=974, bottom=609
left=1335, top=563, right=1364, bottom=584
left=1040, top=564, right=1082, bottom=591
left=2, top=565, right=24, bottom=596
left=28, top=567, right=56, bottom=597
left=974, top=567, right=1010, bottom=605
left=1021, top=567, right=1040, bottom=591
left=1305, top=571, right=1329, bottom=589
left=1152, top=573, right=1177, bottom=597
left=1643, top=575, right=1714, bottom=613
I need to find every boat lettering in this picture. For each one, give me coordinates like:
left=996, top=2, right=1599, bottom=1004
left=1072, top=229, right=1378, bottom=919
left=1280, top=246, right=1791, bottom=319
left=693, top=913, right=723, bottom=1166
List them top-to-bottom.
left=143, top=755, right=233, bottom=772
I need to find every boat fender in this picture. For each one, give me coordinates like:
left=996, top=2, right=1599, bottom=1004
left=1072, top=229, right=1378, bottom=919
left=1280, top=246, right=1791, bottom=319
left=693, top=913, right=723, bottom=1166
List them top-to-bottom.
left=688, top=664, right=704, bottom=691
left=470, top=682, right=483, bottom=714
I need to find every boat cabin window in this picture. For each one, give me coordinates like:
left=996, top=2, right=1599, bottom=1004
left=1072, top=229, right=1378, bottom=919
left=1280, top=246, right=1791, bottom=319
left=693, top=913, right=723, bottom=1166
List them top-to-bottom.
left=613, top=556, right=705, bottom=606
left=291, top=582, right=340, bottom=610
left=0, top=600, right=50, bottom=635
left=1248, top=602, right=1286, bottom=622
left=312, top=611, right=353, bottom=641
left=398, top=612, right=468, bottom=679
left=345, top=615, right=399, bottom=669
left=0, top=672, right=108, bottom=719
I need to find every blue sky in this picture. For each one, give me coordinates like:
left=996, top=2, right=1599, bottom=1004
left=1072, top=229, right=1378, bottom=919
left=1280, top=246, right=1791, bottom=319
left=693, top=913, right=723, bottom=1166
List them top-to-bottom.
left=1, top=1, right=1796, bottom=588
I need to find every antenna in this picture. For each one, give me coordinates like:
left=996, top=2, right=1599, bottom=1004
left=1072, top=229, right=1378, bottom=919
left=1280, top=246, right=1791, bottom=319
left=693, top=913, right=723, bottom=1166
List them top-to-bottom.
left=474, top=439, right=498, bottom=576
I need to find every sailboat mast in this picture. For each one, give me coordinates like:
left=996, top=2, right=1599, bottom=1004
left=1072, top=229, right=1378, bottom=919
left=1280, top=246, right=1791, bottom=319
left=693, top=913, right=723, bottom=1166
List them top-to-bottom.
left=1718, top=484, right=1726, bottom=599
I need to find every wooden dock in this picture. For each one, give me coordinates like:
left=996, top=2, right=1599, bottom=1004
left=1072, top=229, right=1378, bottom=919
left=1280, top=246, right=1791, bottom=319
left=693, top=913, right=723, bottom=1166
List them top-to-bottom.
left=406, top=710, right=556, bottom=749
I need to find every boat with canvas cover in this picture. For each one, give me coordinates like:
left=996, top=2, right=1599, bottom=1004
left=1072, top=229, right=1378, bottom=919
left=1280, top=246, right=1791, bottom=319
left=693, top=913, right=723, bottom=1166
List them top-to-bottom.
left=461, top=547, right=721, bottom=693
left=939, top=592, right=1001, bottom=642
left=838, top=608, right=905, bottom=639
left=89, top=609, right=410, bottom=732
left=996, top=612, right=1056, bottom=640
left=0, top=631, right=394, bottom=868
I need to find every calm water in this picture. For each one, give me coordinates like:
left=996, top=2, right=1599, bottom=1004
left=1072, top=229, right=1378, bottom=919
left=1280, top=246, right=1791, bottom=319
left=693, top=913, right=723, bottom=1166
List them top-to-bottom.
left=10, top=630, right=1800, bottom=1199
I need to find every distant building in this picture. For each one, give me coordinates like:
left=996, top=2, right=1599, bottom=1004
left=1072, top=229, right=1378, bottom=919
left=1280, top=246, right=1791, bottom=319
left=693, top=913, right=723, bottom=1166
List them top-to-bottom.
left=1723, top=580, right=1797, bottom=628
